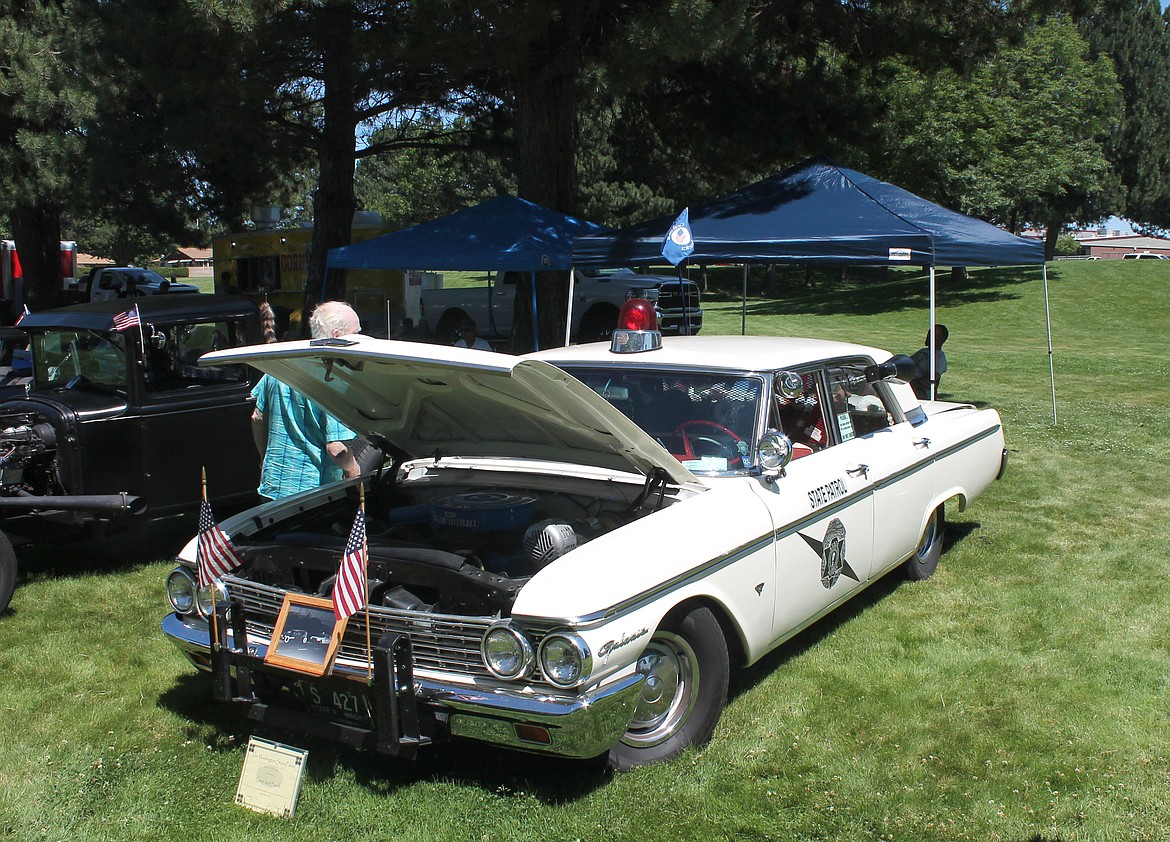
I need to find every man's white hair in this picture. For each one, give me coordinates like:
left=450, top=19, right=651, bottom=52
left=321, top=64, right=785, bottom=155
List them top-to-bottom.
left=309, top=301, right=361, bottom=339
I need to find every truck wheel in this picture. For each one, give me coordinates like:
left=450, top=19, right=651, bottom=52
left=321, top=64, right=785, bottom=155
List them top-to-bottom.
left=578, top=306, right=619, bottom=344
left=0, top=531, right=16, bottom=616
left=606, top=605, right=729, bottom=771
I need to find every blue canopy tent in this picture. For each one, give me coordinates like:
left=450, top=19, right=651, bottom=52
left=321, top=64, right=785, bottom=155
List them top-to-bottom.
left=573, top=156, right=1055, bottom=420
left=328, top=195, right=606, bottom=347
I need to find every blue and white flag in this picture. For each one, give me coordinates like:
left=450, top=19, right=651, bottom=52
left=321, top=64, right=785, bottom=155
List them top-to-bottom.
left=661, top=208, right=695, bottom=267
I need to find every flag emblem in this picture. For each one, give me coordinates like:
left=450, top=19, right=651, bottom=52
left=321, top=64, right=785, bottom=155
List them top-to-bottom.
left=661, top=208, right=695, bottom=266
left=112, top=304, right=141, bottom=332
left=196, top=497, right=242, bottom=589
left=333, top=509, right=368, bottom=621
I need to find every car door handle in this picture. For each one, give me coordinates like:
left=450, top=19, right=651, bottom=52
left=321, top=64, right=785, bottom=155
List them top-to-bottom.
left=913, top=437, right=931, bottom=449
left=846, top=464, right=870, bottom=478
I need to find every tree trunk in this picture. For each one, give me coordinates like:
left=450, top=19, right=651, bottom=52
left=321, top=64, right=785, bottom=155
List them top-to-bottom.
left=304, top=8, right=359, bottom=332
left=508, top=17, right=580, bottom=353
left=10, top=204, right=67, bottom=318
left=1043, top=220, right=1063, bottom=261
left=510, top=270, right=571, bottom=353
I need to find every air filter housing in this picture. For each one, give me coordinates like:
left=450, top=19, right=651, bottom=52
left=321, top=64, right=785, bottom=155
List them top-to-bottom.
left=430, top=491, right=538, bottom=532
left=523, top=520, right=578, bottom=567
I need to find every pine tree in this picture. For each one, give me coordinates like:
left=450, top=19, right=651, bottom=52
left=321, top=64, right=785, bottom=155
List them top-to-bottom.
left=0, top=0, right=93, bottom=311
left=1083, top=0, right=1170, bottom=229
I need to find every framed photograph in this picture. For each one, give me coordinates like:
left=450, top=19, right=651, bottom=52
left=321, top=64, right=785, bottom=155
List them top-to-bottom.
left=264, top=593, right=347, bottom=677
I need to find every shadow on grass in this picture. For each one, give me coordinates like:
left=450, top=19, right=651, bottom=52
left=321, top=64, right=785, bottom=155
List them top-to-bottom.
left=3, top=514, right=197, bottom=619
left=155, top=521, right=983, bottom=802
left=728, top=522, right=979, bottom=701
left=157, top=671, right=609, bottom=803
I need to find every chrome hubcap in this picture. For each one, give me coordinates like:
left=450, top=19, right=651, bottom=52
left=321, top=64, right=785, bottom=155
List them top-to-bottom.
left=622, top=632, right=698, bottom=748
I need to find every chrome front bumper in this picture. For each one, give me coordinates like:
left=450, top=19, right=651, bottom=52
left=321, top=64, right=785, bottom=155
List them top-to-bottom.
left=162, top=612, right=643, bottom=760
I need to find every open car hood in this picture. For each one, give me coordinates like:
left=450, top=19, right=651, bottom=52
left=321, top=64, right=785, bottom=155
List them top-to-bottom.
left=202, top=337, right=697, bottom=486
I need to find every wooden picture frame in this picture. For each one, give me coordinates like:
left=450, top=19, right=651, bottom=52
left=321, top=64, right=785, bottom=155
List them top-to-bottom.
left=264, top=592, right=347, bottom=677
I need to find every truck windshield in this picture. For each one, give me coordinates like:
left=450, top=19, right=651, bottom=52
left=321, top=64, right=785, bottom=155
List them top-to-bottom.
left=33, top=330, right=128, bottom=391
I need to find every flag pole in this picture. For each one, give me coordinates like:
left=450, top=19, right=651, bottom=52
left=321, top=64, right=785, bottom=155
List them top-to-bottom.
left=136, top=304, right=145, bottom=359
left=201, top=466, right=219, bottom=653
left=359, top=482, right=372, bottom=683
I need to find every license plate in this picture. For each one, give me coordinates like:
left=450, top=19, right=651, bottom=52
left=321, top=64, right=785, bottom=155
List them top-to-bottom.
left=282, top=678, right=372, bottom=727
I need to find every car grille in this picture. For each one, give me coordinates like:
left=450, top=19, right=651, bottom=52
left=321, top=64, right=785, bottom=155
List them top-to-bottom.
left=656, top=283, right=701, bottom=311
left=223, top=576, right=532, bottom=681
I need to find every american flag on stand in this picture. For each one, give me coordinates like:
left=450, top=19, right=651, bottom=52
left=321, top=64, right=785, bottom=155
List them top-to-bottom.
left=112, top=303, right=141, bottom=332
left=196, top=497, right=242, bottom=589
left=333, top=508, right=368, bottom=622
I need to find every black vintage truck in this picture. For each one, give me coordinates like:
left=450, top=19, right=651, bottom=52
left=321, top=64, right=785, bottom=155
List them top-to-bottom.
left=0, top=295, right=263, bottom=614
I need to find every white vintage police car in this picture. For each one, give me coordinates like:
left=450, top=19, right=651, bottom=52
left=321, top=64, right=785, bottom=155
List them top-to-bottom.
left=162, top=300, right=1006, bottom=770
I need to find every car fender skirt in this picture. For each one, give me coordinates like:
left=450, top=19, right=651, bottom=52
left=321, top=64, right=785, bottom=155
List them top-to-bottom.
left=0, top=492, right=146, bottom=515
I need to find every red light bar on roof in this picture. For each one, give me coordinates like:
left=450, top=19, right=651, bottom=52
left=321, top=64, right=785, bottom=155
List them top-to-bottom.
left=610, top=298, right=662, bottom=353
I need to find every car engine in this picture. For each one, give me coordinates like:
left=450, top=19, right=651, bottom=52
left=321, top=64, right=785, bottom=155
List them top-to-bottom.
left=0, top=409, right=60, bottom=497
left=228, top=477, right=646, bottom=617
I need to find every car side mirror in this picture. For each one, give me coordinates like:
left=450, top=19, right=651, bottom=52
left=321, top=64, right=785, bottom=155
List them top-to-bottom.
left=865, top=354, right=915, bottom=383
left=775, top=371, right=804, bottom=399
left=756, top=430, right=793, bottom=483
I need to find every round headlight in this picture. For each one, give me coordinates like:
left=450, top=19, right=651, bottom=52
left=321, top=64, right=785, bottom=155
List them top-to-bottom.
left=166, top=568, right=197, bottom=615
left=195, top=580, right=228, bottom=621
left=482, top=623, right=534, bottom=680
left=539, top=632, right=592, bottom=688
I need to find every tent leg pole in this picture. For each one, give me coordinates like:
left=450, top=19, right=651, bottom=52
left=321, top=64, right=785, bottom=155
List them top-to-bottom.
left=1043, top=263, right=1056, bottom=425
left=741, top=265, right=748, bottom=335
left=565, top=266, right=575, bottom=347
left=929, top=267, right=937, bottom=399
left=531, top=270, right=539, bottom=351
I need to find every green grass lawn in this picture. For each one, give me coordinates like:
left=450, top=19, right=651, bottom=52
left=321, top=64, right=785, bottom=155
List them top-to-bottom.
left=2, top=260, right=1168, bottom=841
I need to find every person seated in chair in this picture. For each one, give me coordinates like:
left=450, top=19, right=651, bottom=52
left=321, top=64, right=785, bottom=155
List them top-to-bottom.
left=910, top=324, right=948, bottom=400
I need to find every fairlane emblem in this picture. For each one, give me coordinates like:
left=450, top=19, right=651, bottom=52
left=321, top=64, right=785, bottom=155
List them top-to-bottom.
left=800, top=518, right=858, bottom=589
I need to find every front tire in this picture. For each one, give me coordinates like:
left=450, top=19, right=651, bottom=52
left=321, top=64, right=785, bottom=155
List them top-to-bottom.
left=905, top=505, right=944, bottom=581
left=0, top=530, right=16, bottom=615
left=606, top=605, right=729, bottom=771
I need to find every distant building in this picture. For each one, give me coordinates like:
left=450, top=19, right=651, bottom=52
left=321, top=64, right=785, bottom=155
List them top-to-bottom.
left=1020, top=225, right=1128, bottom=242
left=1078, top=235, right=1170, bottom=259
left=161, top=247, right=214, bottom=278
left=76, top=253, right=115, bottom=270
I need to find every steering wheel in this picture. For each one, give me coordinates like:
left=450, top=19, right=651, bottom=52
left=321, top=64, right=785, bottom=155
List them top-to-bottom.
left=672, top=419, right=745, bottom=468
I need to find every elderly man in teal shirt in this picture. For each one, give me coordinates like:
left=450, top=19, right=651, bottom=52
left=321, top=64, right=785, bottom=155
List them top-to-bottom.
left=251, top=301, right=362, bottom=500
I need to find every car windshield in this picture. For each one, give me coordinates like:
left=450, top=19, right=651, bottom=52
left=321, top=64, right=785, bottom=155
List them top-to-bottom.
left=33, top=329, right=128, bottom=391
left=559, top=366, right=763, bottom=474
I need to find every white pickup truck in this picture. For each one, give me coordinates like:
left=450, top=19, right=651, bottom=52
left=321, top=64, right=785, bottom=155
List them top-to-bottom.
left=67, top=266, right=200, bottom=303
left=419, top=267, right=702, bottom=345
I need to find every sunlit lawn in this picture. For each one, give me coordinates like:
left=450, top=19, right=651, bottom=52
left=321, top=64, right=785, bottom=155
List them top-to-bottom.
left=1, top=260, right=1168, bottom=841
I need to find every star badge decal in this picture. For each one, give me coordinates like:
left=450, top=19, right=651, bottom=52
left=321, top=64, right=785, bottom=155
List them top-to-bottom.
left=799, top=518, right=859, bottom=589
